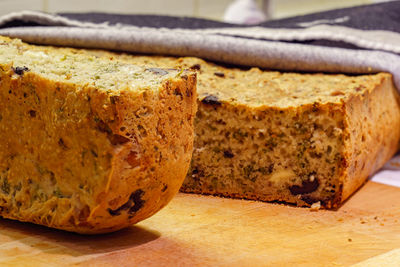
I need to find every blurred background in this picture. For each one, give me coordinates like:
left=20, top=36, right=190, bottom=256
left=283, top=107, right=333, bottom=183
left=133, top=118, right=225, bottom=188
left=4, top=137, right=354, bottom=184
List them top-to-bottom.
left=0, top=0, right=395, bottom=22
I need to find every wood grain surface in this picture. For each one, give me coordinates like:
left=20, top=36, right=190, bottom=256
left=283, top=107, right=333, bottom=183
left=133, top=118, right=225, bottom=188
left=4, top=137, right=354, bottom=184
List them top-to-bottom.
left=0, top=181, right=399, bottom=266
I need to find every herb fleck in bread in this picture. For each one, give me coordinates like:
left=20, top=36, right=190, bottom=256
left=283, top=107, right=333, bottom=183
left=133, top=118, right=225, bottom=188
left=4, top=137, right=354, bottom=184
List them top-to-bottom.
left=0, top=37, right=197, bottom=233
left=87, top=52, right=400, bottom=208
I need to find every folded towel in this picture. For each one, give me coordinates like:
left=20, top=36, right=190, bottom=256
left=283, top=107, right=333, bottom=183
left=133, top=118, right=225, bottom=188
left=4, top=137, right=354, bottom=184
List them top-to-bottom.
left=0, top=2, right=399, bottom=186
left=0, top=2, right=399, bottom=87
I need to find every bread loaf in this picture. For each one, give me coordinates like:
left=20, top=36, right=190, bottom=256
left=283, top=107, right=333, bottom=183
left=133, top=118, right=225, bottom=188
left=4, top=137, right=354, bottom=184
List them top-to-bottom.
left=0, top=37, right=197, bottom=233
left=95, top=53, right=400, bottom=209
left=188, top=70, right=400, bottom=209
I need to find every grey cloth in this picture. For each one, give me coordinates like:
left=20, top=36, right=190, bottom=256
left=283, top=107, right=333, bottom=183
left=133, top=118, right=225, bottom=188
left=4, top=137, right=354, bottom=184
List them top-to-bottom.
left=0, top=3, right=399, bottom=90
left=1, top=4, right=400, bottom=180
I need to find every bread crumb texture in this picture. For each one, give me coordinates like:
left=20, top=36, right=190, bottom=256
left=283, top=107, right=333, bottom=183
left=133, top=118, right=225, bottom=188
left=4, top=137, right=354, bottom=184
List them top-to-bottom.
left=0, top=37, right=197, bottom=233
left=96, top=52, right=400, bottom=209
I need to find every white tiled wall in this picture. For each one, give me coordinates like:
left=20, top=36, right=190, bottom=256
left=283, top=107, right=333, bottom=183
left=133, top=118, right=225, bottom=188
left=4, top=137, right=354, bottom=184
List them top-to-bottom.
left=0, top=0, right=388, bottom=21
left=0, top=0, right=43, bottom=14
left=0, top=0, right=235, bottom=19
left=46, top=0, right=195, bottom=16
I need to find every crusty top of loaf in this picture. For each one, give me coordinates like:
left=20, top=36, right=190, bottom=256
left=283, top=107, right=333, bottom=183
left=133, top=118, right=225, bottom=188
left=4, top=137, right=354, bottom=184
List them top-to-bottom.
left=0, top=36, right=184, bottom=93
left=94, top=52, right=391, bottom=108
left=194, top=67, right=388, bottom=108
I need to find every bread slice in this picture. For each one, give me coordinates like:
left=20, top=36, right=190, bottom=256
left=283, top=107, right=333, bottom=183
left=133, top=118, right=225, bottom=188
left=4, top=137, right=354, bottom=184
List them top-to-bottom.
left=0, top=37, right=197, bottom=233
left=87, top=52, right=400, bottom=209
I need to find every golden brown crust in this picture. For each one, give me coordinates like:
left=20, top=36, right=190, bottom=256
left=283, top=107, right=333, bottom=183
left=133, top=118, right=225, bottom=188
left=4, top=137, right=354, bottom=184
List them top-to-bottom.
left=0, top=37, right=197, bottom=233
left=339, top=74, right=400, bottom=206
left=84, top=75, right=197, bottom=233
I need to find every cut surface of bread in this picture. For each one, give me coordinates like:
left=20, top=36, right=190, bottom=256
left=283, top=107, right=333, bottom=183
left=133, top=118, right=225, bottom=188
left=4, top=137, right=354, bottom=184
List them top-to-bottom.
left=0, top=37, right=197, bottom=233
left=82, top=51, right=400, bottom=208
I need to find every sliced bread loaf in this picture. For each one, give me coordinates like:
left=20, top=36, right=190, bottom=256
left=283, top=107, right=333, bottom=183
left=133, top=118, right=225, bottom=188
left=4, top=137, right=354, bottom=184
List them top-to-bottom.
left=0, top=37, right=197, bottom=233
left=87, top=52, right=400, bottom=208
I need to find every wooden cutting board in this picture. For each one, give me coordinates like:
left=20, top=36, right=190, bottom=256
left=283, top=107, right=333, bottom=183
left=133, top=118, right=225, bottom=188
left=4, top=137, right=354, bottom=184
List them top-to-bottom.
left=0, top=181, right=399, bottom=267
